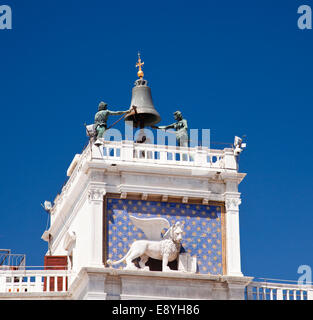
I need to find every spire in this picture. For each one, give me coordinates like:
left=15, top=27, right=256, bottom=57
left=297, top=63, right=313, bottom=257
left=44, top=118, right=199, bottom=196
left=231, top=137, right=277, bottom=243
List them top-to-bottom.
left=136, top=52, right=144, bottom=79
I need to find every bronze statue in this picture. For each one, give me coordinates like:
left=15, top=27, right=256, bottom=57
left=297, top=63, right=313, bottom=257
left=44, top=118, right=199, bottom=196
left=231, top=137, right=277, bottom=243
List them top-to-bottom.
left=94, top=102, right=130, bottom=139
left=153, top=110, right=189, bottom=147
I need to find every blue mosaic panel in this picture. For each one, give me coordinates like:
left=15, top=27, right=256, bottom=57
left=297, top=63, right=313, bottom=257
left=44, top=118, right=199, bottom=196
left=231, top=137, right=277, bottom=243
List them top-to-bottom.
left=106, top=198, right=224, bottom=275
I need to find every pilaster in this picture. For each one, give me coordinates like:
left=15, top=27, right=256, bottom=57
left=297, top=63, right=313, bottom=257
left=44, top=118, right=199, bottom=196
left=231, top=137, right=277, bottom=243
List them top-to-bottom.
left=87, top=183, right=106, bottom=268
left=225, top=194, right=243, bottom=277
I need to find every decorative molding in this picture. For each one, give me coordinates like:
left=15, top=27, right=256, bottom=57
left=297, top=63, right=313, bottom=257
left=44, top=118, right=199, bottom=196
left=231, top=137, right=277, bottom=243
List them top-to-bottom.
left=90, top=170, right=106, bottom=182
left=118, top=184, right=212, bottom=200
left=88, top=187, right=106, bottom=202
left=120, top=192, right=127, bottom=199
left=182, top=196, right=188, bottom=203
left=225, top=198, right=241, bottom=211
left=63, top=231, right=76, bottom=251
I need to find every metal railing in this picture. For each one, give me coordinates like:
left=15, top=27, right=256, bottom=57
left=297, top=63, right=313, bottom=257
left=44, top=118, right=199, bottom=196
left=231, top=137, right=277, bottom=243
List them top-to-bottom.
left=0, top=250, right=26, bottom=270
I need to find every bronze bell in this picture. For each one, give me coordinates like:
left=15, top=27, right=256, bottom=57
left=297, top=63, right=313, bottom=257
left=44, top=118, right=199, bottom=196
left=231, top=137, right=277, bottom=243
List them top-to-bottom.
left=125, top=78, right=161, bottom=128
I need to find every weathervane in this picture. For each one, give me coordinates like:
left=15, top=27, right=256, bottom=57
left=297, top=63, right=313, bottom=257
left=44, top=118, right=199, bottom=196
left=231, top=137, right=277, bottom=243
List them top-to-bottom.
left=136, top=52, right=144, bottom=79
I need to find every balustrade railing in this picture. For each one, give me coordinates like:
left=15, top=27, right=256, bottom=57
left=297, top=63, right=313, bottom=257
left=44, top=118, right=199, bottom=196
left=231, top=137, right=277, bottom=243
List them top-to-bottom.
left=92, top=140, right=233, bottom=170
left=0, top=267, right=70, bottom=293
left=2, top=267, right=312, bottom=299
left=246, top=279, right=313, bottom=300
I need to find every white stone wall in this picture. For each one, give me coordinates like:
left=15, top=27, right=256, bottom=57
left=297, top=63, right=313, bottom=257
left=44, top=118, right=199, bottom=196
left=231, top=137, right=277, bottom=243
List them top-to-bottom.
left=43, top=141, right=246, bottom=284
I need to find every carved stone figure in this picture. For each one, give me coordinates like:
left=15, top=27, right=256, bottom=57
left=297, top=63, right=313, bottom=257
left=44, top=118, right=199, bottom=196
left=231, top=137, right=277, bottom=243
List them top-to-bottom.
left=152, top=110, right=189, bottom=147
left=106, top=216, right=183, bottom=272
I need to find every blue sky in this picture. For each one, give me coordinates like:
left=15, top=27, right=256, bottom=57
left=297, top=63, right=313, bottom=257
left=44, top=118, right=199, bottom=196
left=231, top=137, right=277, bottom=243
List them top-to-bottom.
left=1, top=0, right=313, bottom=281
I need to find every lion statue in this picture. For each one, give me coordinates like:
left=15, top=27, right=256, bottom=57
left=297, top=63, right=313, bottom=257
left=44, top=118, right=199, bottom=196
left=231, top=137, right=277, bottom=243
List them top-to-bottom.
left=107, top=216, right=183, bottom=272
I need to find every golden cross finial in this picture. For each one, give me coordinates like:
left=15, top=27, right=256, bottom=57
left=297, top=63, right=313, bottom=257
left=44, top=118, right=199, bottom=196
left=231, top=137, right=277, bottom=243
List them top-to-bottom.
left=136, top=52, right=144, bottom=79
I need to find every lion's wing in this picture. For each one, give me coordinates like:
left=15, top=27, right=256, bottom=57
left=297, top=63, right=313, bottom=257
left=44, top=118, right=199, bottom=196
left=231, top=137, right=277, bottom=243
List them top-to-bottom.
left=129, top=215, right=170, bottom=241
